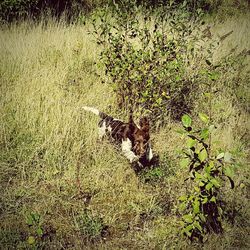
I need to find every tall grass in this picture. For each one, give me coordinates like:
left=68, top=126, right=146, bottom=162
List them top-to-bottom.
left=0, top=14, right=249, bottom=249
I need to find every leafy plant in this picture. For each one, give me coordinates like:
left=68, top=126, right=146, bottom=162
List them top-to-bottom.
left=91, top=1, right=209, bottom=122
left=178, top=113, right=235, bottom=241
left=140, top=153, right=175, bottom=183
left=141, top=167, right=164, bottom=183
left=74, top=209, right=108, bottom=241
left=25, top=211, right=44, bottom=247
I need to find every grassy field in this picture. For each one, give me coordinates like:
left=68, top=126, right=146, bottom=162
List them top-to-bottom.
left=0, top=12, right=249, bottom=249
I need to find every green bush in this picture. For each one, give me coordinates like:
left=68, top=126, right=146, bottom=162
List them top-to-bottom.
left=92, top=1, right=214, bottom=122
left=178, top=113, right=235, bottom=241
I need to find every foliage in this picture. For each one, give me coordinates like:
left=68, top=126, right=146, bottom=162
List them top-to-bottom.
left=0, top=0, right=108, bottom=21
left=0, top=0, right=39, bottom=21
left=1, top=0, right=248, bottom=22
left=91, top=1, right=212, bottom=122
left=178, top=113, right=235, bottom=241
left=139, top=153, right=176, bottom=183
left=140, top=167, right=165, bottom=183
left=74, top=209, right=108, bottom=241
left=25, top=211, right=44, bottom=247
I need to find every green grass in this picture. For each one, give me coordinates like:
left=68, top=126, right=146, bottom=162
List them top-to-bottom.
left=0, top=13, right=249, bottom=249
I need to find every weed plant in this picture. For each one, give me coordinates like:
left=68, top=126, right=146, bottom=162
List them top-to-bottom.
left=91, top=1, right=224, bottom=123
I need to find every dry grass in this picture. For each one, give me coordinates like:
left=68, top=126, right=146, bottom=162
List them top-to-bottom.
left=0, top=13, right=249, bottom=249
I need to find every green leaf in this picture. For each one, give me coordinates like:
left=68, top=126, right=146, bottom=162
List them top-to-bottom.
left=175, top=75, right=181, bottom=81
left=199, top=113, right=209, bottom=123
left=182, top=114, right=192, bottom=128
left=200, top=128, right=209, bottom=139
left=176, top=129, right=186, bottom=134
left=187, top=138, right=196, bottom=148
left=198, top=149, right=207, bottom=162
left=217, top=152, right=224, bottom=159
left=180, top=158, right=189, bottom=168
left=209, top=161, right=215, bottom=169
left=204, top=165, right=211, bottom=174
left=195, top=172, right=203, bottom=179
left=204, top=172, right=210, bottom=179
left=210, top=178, right=220, bottom=188
left=199, top=181, right=205, bottom=187
left=205, top=182, right=213, bottom=191
left=240, top=183, right=245, bottom=189
left=179, top=195, right=187, bottom=201
left=188, top=195, right=195, bottom=201
left=210, top=196, right=216, bottom=202
left=202, top=197, right=208, bottom=204
left=193, top=198, right=200, bottom=214
left=179, top=202, right=186, bottom=211
left=183, top=214, right=193, bottom=223
left=26, top=215, right=34, bottom=226
left=193, top=221, right=202, bottom=232
left=183, top=224, right=193, bottom=237
left=36, top=228, right=43, bottom=237
left=27, top=236, right=36, bottom=245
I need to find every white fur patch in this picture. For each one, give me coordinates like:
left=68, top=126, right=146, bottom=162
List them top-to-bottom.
left=83, top=106, right=100, bottom=116
left=98, top=121, right=106, bottom=139
left=121, top=138, right=139, bottom=163
left=147, top=146, right=153, bottom=161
